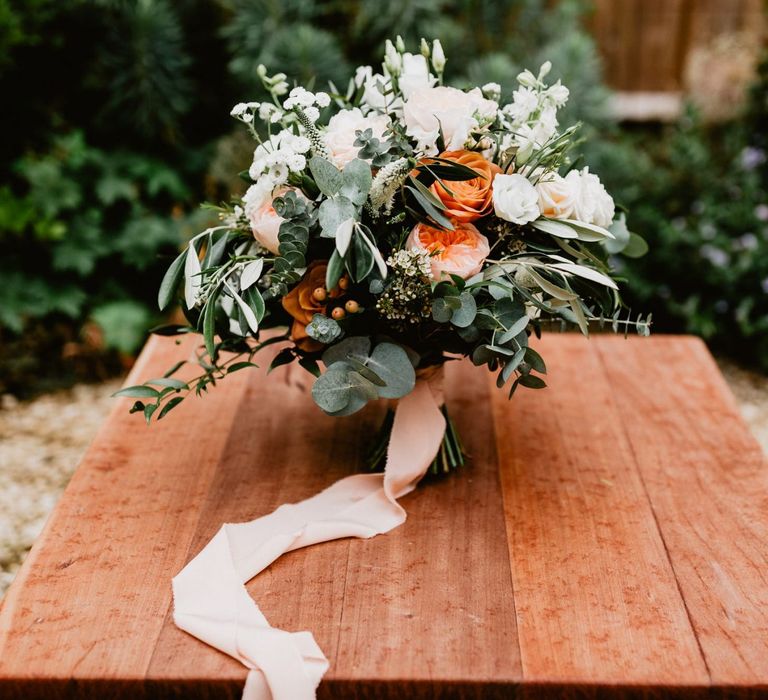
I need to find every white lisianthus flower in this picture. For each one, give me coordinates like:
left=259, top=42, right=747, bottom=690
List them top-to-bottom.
left=399, top=53, right=436, bottom=99
left=354, top=66, right=401, bottom=114
left=545, top=80, right=569, bottom=107
left=403, top=86, right=497, bottom=155
left=505, top=86, right=539, bottom=122
left=325, top=108, right=391, bottom=167
left=565, top=167, right=615, bottom=227
left=536, top=171, right=576, bottom=219
left=492, top=173, right=540, bottom=225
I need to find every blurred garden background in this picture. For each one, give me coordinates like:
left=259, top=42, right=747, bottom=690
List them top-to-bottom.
left=1, top=0, right=767, bottom=594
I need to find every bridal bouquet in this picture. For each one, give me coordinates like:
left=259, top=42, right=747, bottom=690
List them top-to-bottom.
left=121, top=37, right=649, bottom=470
left=118, top=38, right=651, bottom=700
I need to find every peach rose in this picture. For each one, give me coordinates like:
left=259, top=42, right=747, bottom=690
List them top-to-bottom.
left=427, top=150, right=501, bottom=223
left=246, top=187, right=290, bottom=255
left=406, top=220, right=490, bottom=281
left=282, top=262, right=339, bottom=351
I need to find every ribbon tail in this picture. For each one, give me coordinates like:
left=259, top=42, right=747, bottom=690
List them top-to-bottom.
left=171, top=372, right=447, bottom=700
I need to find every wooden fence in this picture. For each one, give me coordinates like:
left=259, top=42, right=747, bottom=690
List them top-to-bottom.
left=590, top=0, right=766, bottom=93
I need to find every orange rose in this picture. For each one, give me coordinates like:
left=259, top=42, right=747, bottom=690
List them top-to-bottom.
left=427, top=150, right=501, bottom=223
left=406, top=220, right=490, bottom=281
left=282, top=262, right=339, bottom=351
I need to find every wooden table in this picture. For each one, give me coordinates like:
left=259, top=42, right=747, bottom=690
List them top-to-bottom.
left=1, top=334, right=767, bottom=699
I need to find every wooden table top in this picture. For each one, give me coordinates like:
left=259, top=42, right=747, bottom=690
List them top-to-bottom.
left=1, top=333, right=767, bottom=699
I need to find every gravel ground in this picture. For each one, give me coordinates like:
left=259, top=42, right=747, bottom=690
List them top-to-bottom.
left=1, top=364, right=766, bottom=599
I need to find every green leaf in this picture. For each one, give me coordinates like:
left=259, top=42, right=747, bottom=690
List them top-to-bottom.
left=309, top=156, right=343, bottom=196
left=341, top=159, right=373, bottom=205
left=405, top=185, right=454, bottom=230
left=319, top=196, right=357, bottom=238
left=603, top=213, right=630, bottom=254
left=350, top=231, right=375, bottom=281
left=623, top=232, right=649, bottom=258
left=158, top=249, right=186, bottom=311
left=326, top=249, right=345, bottom=290
left=244, top=285, right=266, bottom=323
left=450, top=292, right=477, bottom=328
left=202, top=293, right=217, bottom=358
left=431, top=297, right=454, bottom=323
left=305, top=314, right=342, bottom=344
left=498, top=315, right=530, bottom=344
left=322, top=336, right=371, bottom=366
left=367, top=343, right=416, bottom=399
left=524, top=347, right=547, bottom=374
left=269, top=348, right=295, bottom=372
left=299, top=356, right=321, bottom=377
left=227, top=361, right=258, bottom=374
left=312, top=362, right=376, bottom=414
left=519, top=375, right=547, bottom=389
left=146, top=377, right=188, bottom=390
left=113, top=385, right=160, bottom=399
left=157, top=396, right=184, bottom=420
left=143, top=403, right=157, bottom=424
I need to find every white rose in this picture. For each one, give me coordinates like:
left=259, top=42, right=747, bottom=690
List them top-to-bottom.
left=399, top=53, right=435, bottom=99
left=403, top=86, right=498, bottom=155
left=324, top=108, right=391, bottom=167
left=565, top=168, right=615, bottom=227
left=536, top=172, right=576, bottom=219
left=492, top=173, right=540, bottom=225
left=243, top=186, right=301, bottom=255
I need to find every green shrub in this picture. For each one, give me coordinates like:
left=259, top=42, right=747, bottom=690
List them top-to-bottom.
left=590, top=57, right=768, bottom=371
left=0, top=131, right=202, bottom=346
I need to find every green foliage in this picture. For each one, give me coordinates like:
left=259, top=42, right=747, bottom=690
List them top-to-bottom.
left=590, top=58, right=768, bottom=371
left=0, top=131, right=194, bottom=344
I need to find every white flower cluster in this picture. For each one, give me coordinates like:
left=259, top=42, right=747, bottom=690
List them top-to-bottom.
left=499, top=62, right=570, bottom=163
left=283, top=87, right=331, bottom=123
left=230, top=101, right=259, bottom=124
left=231, top=101, right=284, bottom=125
left=244, top=130, right=312, bottom=212
left=389, top=247, right=433, bottom=278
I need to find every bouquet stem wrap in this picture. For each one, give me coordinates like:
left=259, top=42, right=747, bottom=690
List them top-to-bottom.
left=172, top=367, right=447, bottom=700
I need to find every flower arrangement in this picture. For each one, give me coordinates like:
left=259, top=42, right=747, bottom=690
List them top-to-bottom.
left=120, top=37, right=649, bottom=471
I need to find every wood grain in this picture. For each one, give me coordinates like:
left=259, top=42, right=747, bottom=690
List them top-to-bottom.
left=1, top=334, right=767, bottom=699
left=490, top=334, right=708, bottom=686
left=596, top=336, right=768, bottom=684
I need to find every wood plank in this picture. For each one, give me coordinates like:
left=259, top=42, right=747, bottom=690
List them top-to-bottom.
left=2, top=333, right=768, bottom=698
left=0, top=334, right=252, bottom=699
left=490, top=334, right=709, bottom=687
left=596, top=335, right=768, bottom=684
left=146, top=356, right=362, bottom=690
left=330, top=360, right=521, bottom=695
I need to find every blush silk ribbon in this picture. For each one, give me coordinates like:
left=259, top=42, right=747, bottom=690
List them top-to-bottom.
left=172, top=368, right=446, bottom=700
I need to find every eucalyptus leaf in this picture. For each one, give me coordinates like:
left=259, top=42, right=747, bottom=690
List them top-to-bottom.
left=309, top=156, right=342, bottom=196
left=319, top=197, right=357, bottom=238
left=450, top=292, right=477, bottom=328
left=306, top=314, right=342, bottom=344
left=322, top=336, right=371, bottom=366
left=367, top=343, right=416, bottom=399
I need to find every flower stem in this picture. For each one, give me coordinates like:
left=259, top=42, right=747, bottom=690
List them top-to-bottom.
left=365, top=404, right=466, bottom=475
